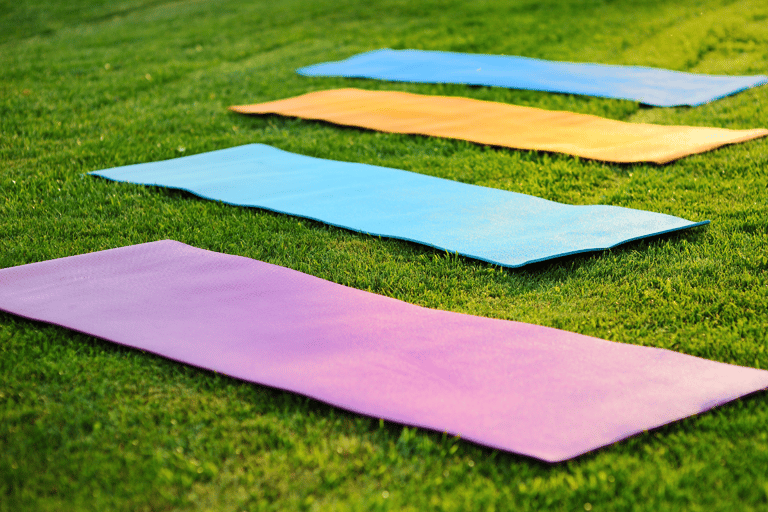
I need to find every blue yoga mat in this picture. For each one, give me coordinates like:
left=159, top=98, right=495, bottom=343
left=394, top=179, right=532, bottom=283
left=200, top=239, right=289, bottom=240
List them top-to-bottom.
left=297, top=49, right=768, bottom=107
left=90, top=144, right=708, bottom=268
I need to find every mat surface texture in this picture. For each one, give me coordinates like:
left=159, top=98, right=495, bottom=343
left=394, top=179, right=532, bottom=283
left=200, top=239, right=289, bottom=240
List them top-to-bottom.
left=296, top=49, right=768, bottom=107
left=229, top=89, right=768, bottom=163
left=90, top=144, right=708, bottom=268
left=1, top=240, right=767, bottom=462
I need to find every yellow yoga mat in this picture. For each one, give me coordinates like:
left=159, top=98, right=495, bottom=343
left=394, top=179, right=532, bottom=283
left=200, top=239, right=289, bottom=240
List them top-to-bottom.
left=229, top=88, right=768, bottom=164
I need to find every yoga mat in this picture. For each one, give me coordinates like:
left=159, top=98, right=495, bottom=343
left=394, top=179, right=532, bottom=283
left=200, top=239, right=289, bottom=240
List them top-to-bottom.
left=296, top=49, right=768, bottom=107
left=229, top=89, right=768, bottom=164
left=90, top=144, right=709, bottom=269
left=1, top=240, right=767, bottom=462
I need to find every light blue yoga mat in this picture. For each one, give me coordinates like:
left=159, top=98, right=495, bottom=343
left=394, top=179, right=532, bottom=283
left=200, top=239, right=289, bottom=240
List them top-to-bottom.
left=297, top=49, right=768, bottom=107
left=90, top=144, right=708, bottom=268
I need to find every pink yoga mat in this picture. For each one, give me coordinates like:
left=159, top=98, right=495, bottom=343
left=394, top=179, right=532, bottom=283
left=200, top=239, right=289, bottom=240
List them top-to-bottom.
left=1, top=240, right=766, bottom=462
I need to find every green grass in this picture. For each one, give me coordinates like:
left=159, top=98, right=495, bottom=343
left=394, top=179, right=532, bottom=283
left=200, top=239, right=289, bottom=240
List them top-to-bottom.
left=2, top=0, right=768, bottom=509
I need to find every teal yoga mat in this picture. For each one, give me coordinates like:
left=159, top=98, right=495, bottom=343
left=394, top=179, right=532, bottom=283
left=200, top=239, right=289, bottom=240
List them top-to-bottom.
left=297, top=49, right=768, bottom=107
left=90, top=144, right=708, bottom=268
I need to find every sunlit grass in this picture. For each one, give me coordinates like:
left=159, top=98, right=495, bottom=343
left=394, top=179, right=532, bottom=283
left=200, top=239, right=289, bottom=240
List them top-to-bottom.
left=2, top=0, right=768, bottom=510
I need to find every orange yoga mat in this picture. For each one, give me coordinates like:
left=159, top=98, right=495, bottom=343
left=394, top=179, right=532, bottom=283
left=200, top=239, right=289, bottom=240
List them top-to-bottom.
left=230, top=88, right=768, bottom=164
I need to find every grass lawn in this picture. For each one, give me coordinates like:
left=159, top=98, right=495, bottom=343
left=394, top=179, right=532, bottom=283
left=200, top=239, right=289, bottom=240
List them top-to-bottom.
left=2, top=0, right=768, bottom=509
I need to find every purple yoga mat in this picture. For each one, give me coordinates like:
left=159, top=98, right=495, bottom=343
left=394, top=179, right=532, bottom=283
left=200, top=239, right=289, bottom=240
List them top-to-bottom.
left=1, top=240, right=766, bottom=462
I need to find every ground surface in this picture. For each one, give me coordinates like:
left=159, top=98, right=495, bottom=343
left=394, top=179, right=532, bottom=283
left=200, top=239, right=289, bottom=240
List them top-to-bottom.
left=1, top=0, right=768, bottom=510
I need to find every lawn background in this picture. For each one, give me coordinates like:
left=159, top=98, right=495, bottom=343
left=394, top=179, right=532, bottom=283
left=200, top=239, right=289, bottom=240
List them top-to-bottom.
left=1, top=0, right=768, bottom=510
